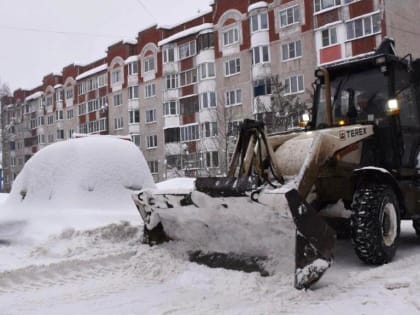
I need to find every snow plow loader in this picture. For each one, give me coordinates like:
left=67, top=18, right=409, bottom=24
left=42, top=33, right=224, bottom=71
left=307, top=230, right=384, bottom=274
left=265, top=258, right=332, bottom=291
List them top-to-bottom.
left=133, top=38, right=420, bottom=289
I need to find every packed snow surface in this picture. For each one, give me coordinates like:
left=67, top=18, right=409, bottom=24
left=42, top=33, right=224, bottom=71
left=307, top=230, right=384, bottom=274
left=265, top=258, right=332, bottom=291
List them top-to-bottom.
left=1, top=137, right=420, bottom=314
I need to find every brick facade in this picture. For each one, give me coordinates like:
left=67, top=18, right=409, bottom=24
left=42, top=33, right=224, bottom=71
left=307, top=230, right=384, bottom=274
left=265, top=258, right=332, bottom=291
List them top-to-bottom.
left=2, top=0, right=420, bottom=191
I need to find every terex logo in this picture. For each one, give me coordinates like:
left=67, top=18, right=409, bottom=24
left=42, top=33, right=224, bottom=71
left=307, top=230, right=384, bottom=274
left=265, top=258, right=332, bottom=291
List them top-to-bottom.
left=339, top=127, right=368, bottom=140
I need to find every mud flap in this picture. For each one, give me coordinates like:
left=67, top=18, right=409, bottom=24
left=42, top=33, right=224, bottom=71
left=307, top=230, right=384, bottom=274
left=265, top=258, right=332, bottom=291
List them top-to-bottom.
left=285, top=189, right=336, bottom=290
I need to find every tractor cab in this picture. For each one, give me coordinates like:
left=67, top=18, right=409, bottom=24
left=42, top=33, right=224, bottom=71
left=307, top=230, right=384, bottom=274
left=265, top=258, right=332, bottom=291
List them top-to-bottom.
left=311, top=52, right=410, bottom=130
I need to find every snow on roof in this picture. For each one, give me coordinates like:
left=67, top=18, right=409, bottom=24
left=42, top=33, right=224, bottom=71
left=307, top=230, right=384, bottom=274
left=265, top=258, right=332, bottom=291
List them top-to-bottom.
left=248, top=1, right=268, bottom=12
left=158, top=23, right=213, bottom=46
left=122, top=38, right=137, bottom=45
left=125, top=55, right=138, bottom=64
left=76, top=64, right=108, bottom=81
left=54, top=84, right=63, bottom=89
left=25, top=91, right=44, bottom=102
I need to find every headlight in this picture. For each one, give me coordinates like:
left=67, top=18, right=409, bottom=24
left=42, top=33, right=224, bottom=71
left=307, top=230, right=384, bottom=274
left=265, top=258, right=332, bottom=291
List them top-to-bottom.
left=387, top=99, right=399, bottom=111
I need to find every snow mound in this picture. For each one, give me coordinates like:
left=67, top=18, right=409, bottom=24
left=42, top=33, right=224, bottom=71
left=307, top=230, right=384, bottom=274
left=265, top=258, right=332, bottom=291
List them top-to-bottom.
left=0, top=136, right=155, bottom=240
left=5, top=136, right=155, bottom=210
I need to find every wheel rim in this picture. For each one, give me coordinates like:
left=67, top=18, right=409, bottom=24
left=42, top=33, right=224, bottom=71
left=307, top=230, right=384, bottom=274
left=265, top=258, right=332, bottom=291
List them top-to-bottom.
left=381, top=202, right=398, bottom=246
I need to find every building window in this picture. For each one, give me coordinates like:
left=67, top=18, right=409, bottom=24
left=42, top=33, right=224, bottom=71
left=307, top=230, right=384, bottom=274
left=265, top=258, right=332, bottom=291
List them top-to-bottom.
left=314, top=0, right=341, bottom=12
left=279, top=5, right=300, bottom=27
left=250, top=12, right=268, bottom=33
left=346, top=13, right=381, bottom=40
left=223, top=26, right=239, bottom=46
left=322, top=27, right=338, bottom=47
left=197, top=32, right=214, bottom=52
left=179, top=40, right=196, bottom=60
left=282, top=40, right=302, bottom=61
left=163, top=45, right=176, bottom=63
left=252, top=45, right=270, bottom=64
left=144, top=56, right=155, bottom=73
left=224, top=58, right=241, bottom=76
left=128, top=61, right=138, bottom=75
left=200, top=62, right=215, bottom=80
left=179, top=68, right=197, bottom=87
left=111, top=69, right=122, bottom=84
left=97, top=74, right=107, bottom=87
left=165, top=74, right=178, bottom=90
left=285, top=75, right=304, bottom=94
left=87, top=78, right=98, bottom=91
left=254, top=78, right=272, bottom=97
left=78, top=82, right=87, bottom=95
left=145, top=83, right=156, bottom=98
left=128, top=86, right=139, bottom=99
left=66, top=88, right=73, bottom=99
left=56, top=89, right=63, bottom=102
left=225, top=89, right=242, bottom=106
left=200, top=91, right=216, bottom=109
left=113, top=93, right=122, bottom=106
left=180, top=95, right=199, bottom=114
left=46, top=96, right=53, bottom=106
left=87, top=99, right=100, bottom=113
left=163, top=101, right=178, bottom=116
left=78, top=103, right=87, bottom=116
left=66, top=109, right=74, bottom=120
left=146, top=109, right=156, bottom=123
left=55, top=110, right=64, bottom=121
left=129, top=110, right=140, bottom=124
left=47, top=115, right=54, bottom=125
left=37, top=116, right=45, bottom=126
left=114, top=117, right=124, bottom=130
left=30, top=118, right=37, bottom=129
left=99, top=118, right=108, bottom=132
left=89, top=120, right=100, bottom=133
left=227, top=120, right=242, bottom=137
left=201, top=121, right=217, bottom=137
left=78, top=123, right=87, bottom=134
left=180, top=124, right=199, bottom=141
left=164, top=128, right=180, bottom=143
left=56, top=129, right=64, bottom=140
left=69, top=129, right=74, bottom=138
left=48, top=134, right=55, bottom=143
left=131, top=134, right=140, bottom=146
left=37, top=135, right=45, bottom=145
left=146, top=135, right=158, bottom=148
left=205, top=151, right=219, bottom=167
left=148, top=160, right=159, bottom=173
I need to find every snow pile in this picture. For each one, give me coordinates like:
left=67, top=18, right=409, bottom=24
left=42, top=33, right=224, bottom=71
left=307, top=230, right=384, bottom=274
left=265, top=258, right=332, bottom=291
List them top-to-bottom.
left=0, top=136, right=155, bottom=240
left=155, top=177, right=195, bottom=194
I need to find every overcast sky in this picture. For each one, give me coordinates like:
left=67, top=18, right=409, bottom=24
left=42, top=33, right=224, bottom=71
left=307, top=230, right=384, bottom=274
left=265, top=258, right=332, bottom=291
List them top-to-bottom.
left=0, top=0, right=212, bottom=92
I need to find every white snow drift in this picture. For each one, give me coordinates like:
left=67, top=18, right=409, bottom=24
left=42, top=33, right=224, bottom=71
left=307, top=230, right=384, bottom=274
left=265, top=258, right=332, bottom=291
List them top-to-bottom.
left=0, top=136, right=155, bottom=240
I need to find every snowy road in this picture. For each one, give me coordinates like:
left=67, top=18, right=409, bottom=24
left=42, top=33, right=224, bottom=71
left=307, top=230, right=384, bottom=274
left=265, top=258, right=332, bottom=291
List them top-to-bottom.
left=1, top=216, right=420, bottom=314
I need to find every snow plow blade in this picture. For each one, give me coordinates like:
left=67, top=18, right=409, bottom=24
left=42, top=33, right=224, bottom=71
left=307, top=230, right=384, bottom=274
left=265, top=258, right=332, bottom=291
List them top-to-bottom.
left=195, top=176, right=258, bottom=197
left=285, top=189, right=336, bottom=289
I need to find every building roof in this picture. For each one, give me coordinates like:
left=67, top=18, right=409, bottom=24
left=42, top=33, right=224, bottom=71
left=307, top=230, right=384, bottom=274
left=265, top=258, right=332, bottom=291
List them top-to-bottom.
left=158, top=23, right=214, bottom=46
left=75, top=64, right=108, bottom=81
left=25, top=91, right=44, bottom=102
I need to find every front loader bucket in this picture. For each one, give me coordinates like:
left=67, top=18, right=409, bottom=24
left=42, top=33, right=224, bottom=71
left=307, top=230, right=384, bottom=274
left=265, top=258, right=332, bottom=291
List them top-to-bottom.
left=195, top=176, right=258, bottom=197
left=285, top=189, right=336, bottom=289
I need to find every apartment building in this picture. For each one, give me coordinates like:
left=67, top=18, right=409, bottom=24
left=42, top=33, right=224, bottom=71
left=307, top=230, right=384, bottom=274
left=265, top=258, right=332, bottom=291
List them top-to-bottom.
left=2, top=0, right=420, bottom=191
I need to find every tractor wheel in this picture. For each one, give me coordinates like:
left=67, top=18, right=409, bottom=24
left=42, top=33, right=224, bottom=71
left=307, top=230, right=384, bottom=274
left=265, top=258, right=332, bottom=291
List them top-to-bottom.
left=351, top=183, right=400, bottom=264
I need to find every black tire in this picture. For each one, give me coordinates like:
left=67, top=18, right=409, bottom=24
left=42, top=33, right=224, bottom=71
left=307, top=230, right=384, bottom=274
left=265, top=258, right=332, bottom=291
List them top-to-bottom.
left=350, top=183, right=400, bottom=264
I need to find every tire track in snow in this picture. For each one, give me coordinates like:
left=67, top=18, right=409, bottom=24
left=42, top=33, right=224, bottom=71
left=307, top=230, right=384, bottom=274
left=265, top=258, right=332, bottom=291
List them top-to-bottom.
left=0, top=250, right=137, bottom=293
